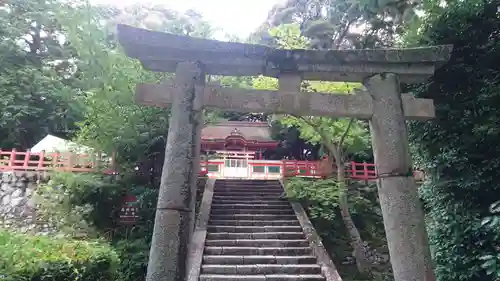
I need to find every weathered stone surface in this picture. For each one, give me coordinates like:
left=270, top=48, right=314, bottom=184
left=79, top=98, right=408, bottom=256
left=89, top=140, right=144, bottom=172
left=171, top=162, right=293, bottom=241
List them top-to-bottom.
left=118, top=24, right=452, bottom=83
left=145, top=61, right=205, bottom=281
left=365, top=73, right=435, bottom=281
left=136, top=82, right=435, bottom=120
left=0, top=171, right=55, bottom=234
left=187, top=179, right=215, bottom=281
left=196, top=179, right=341, bottom=281
left=210, top=209, right=295, bottom=215
left=209, top=214, right=298, bottom=220
left=208, top=220, right=298, bottom=226
left=207, top=225, right=302, bottom=233
left=207, top=232, right=305, bottom=240
left=205, top=239, right=309, bottom=247
left=205, top=246, right=311, bottom=255
left=202, top=255, right=317, bottom=265
left=202, top=264, right=321, bottom=275
left=199, top=274, right=325, bottom=281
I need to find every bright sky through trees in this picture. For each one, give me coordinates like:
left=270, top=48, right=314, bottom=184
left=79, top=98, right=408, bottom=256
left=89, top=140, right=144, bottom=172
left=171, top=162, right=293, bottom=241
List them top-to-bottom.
left=91, top=0, right=284, bottom=39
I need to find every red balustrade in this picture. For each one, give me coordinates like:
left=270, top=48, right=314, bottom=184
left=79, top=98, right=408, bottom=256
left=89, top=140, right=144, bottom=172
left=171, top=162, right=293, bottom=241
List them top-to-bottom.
left=0, top=149, right=116, bottom=173
left=1, top=149, right=422, bottom=182
left=199, top=159, right=383, bottom=180
left=282, top=160, right=320, bottom=177
left=347, top=161, right=377, bottom=180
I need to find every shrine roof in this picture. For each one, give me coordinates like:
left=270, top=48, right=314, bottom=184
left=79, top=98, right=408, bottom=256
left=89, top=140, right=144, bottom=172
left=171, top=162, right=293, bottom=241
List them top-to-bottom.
left=201, top=121, right=275, bottom=142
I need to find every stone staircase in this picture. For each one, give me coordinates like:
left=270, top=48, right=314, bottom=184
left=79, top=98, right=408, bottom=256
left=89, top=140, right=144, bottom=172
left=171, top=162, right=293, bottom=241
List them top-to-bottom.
left=198, top=179, right=327, bottom=281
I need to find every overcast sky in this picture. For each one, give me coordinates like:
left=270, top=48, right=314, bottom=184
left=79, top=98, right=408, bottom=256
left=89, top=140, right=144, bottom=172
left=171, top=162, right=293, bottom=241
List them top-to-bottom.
left=90, top=0, right=284, bottom=38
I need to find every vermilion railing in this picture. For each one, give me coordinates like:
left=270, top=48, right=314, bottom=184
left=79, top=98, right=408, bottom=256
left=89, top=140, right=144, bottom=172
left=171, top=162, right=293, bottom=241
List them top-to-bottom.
left=0, top=149, right=116, bottom=173
left=1, top=149, right=423, bottom=181
left=199, top=159, right=384, bottom=180
left=280, top=160, right=377, bottom=180
left=282, top=160, right=320, bottom=177
left=347, top=161, right=377, bottom=180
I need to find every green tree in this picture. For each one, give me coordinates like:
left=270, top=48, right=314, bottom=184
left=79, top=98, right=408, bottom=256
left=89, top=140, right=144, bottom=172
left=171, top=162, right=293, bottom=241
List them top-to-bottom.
left=0, top=0, right=86, bottom=149
left=255, top=0, right=418, bottom=49
left=406, top=1, right=500, bottom=281
left=62, top=3, right=218, bottom=185
left=254, top=24, right=374, bottom=275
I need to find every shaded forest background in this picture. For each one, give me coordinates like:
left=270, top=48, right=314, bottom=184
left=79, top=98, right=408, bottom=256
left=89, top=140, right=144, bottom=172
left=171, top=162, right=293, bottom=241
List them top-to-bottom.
left=1, top=0, right=500, bottom=281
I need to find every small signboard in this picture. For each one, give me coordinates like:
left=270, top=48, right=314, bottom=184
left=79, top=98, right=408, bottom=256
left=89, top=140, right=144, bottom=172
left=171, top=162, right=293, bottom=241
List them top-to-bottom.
left=118, top=195, right=139, bottom=224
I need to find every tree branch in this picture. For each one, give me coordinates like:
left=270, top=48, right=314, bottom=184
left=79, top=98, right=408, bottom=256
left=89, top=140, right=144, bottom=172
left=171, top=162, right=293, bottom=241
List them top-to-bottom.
left=333, top=18, right=356, bottom=49
left=292, top=114, right=339, bottom=155
left=339, top=118, right=354, bottom=147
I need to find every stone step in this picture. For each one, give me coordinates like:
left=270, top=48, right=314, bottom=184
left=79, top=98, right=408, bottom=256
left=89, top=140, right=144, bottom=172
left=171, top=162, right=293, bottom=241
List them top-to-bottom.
left=215, top=181, right=279, bottom=185
left=215, top=184, right=282, bottom=188
left=215, top=184, right=280, bottom=187
left=215, top=185, right=281, bottom=189
left=214, top=186, right=281, bottom=190
left=214, top=189, right=282, bottom=193
left=214, top=190, right=282, bottom=194
left=213, top=191, right=283, bottom=195
left=212, top=194, right=282, bottom=199
left=212, top=195, right=284, bottom=200
left=211, top=198, right=286, bottom=203
left=211, top=199, right=289, bottom=205
left=211, top=204, right=291, bottom=209
left=210, top=209, right=294, bottom=215
left=210, top=214, right=298, bottom=221
left=208, top=220, right=299, bottom=226
left=208, top=225, right=302, bottom=233
left=207, top=232, right=305, bottom=240
left=205, top=239, right=309, bottom=247
left=204, top=246, right=311, bottom=255
left=202, top=255, right=317, bottom=265
left=201, top=264, right=322, bottom=275
left=199, top=274, right=325, bottom=281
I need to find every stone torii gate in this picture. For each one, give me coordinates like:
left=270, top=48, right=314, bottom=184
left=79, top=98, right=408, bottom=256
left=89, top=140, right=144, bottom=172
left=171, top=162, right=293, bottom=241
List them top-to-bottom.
left=117, top=24, right=452, bottom=281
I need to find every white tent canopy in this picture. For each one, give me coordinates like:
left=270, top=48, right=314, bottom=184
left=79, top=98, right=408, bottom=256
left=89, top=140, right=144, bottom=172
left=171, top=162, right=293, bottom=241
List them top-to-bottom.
left=30, top=134, right=94, bottom=154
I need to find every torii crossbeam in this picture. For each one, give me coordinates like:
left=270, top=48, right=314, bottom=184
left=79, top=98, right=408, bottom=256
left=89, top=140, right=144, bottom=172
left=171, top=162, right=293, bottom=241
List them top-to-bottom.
left=117, top=24, right=452, bottom=281
left=136, top=81, right=435, bottom=121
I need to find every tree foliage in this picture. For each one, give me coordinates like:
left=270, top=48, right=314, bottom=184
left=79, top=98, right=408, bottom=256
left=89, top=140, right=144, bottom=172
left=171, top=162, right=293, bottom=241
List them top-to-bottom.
left=0, top=0, right=86, bottom=149
left=2, top=0, right=500, bottom=281
left=256, top=0, right=419, bottom=49
left=407, top=1, right=500, bottom=281
left=60, top=4, right=217, bottom=185
left=255, top=23, right=375, bottom=276
left=253, top=24, right=371, bottom=162
left=285, top=178, right=390, bottom=280
left=0, top=229, right=119, bottom=281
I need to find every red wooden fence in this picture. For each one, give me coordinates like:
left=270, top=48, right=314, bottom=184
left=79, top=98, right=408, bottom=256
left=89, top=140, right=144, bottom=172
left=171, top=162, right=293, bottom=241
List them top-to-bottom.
left=0, top=149, right=116, bottom=173
left=0, top=149, right=424, bottom=225
left=1, top=149, right=423, bottom=181
left=280, top=160, right=377, bottom=180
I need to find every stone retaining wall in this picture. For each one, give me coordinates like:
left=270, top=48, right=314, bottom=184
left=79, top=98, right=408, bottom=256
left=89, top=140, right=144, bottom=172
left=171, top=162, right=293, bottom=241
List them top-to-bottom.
left=0, top=171, right=53, bottom=233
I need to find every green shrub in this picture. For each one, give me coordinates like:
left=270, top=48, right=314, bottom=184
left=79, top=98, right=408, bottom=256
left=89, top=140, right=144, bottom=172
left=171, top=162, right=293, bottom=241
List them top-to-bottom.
left=407, top=1, right=500, bottom=281
left=33, top=172, right=208, bottom=281
left=35, top=172, right=126, bottom=237
left=285, top=177, right=388, bottom=280
left=0, top=229, right=119, bottom=281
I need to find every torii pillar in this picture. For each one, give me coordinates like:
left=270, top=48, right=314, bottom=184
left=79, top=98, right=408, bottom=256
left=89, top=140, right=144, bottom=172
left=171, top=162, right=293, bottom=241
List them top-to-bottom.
left=117, top=24, right=452, bottom=281
left=365, top=73, right=435, bottom=280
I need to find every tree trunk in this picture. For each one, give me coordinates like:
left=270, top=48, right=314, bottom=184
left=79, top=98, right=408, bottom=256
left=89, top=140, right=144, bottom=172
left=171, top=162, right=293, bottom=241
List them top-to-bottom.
left=332, top=152, right=371, bottom=275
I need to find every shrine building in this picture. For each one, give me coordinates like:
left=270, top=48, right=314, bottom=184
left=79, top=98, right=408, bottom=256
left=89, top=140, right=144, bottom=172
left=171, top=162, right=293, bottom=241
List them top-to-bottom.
left=199, top=121, right=284, bottom=179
